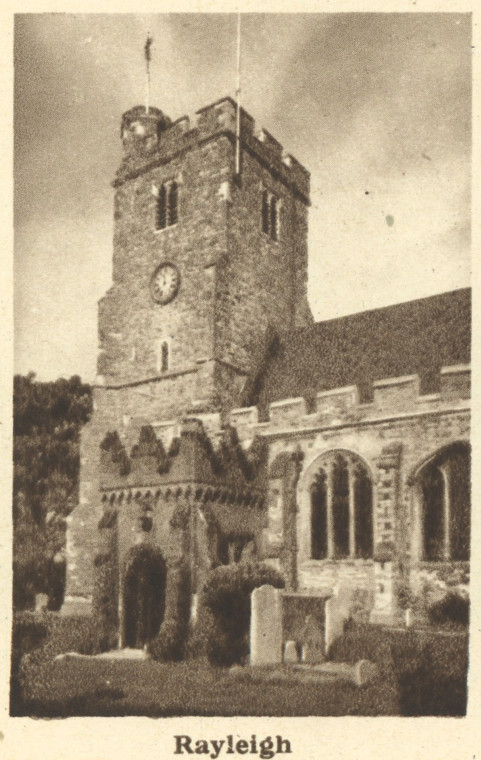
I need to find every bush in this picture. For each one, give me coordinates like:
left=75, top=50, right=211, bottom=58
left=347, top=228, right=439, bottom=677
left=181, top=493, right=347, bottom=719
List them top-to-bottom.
left=198, top=562, right=284, bottom=667
left=149, top=563, right=191, bottom=662
left=428, top=591, right=469, bottom=627
left=10, top=612, right=49, bottom=715
left=13, top=612, right=102, bottom=716
left=45, top=613, right=101, bottom=657
left=330, top=622, right=468, bottom=716
left=391, top=630, right=468, bottom=716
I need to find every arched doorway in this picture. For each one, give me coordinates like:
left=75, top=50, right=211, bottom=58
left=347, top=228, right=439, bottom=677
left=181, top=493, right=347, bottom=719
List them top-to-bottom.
left=416, top=442, right=470, bottom=561
left=123, top=545, right=166, bottom=649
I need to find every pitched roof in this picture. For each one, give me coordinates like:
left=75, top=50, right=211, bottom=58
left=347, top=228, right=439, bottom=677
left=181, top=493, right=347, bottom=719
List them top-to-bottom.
left=256, top=287, right=471, bottom=412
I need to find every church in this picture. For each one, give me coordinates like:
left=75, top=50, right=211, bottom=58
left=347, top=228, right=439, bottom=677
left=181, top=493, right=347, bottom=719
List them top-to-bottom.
left=62, top=96, right=471, bottom=649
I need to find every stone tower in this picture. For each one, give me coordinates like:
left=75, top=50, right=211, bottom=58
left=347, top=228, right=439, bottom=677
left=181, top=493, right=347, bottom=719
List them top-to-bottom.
left=63, top=97, right=311, bottom=614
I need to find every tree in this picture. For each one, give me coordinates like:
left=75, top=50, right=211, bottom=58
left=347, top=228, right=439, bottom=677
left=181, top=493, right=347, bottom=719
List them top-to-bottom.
left=13, top=374, right=92, bottom=609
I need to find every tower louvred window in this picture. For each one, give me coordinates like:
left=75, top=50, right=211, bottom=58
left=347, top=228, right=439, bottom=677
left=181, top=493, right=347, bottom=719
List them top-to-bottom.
left=156, top=181, right=179, bottom=230
left=169, top=181, right=178, bottom=225
left=261, top=189, right=279, bottom=240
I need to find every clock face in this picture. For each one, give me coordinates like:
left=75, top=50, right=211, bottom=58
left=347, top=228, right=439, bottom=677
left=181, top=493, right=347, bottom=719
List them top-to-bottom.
left=150, top=263, right=180, bottom=305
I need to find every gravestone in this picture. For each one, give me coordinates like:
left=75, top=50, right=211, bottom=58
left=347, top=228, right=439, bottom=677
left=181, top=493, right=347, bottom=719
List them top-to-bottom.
left=250, top=585, right=283, bottom=665
left=35, top=593, right=48, bottom=612
left=300, top=614, right=325, bottom=664
left=284, top=640, right=299, bottom=663
left=354, top=659, right=379, bottom=686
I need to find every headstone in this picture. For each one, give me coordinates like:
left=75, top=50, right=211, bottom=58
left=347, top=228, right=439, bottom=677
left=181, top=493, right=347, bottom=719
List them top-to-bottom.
left=325, top=583, right=354, bottom=653
left=250, top=585, right=282, bottom=665
left=35, top=593, right=49, bottom=612
left=300, top=614, right=325, bottom=664
left=284, top=640, right=299, bottom=663
left=354, top=659, right=379, bottom=686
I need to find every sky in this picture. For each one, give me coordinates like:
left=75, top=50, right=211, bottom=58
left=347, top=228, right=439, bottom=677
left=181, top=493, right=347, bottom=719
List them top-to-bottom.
left=14, top=12, right=472, bottom=382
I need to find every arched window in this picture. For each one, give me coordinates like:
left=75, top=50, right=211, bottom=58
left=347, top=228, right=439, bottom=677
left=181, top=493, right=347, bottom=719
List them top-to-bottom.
left=155, top=181, right=179, bottom=230
left=168, top=181, right=178, bottom=225
left=261, top=189, right=279, bottom=240
left=261, top=189, right=270, bottom=234
left=270, top=194, right=278, bottom=241
left=160, top=341, right=169, bottom=373
left=418, top=442, right=470, bottom=561
left=310, top=452, right=373, bottom=559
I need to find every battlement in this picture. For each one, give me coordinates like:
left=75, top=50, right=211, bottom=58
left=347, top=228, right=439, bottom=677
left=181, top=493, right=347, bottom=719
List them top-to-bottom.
left=114, top=96, right=310, bottom=200
left=228, top=365, right=471, bottom=439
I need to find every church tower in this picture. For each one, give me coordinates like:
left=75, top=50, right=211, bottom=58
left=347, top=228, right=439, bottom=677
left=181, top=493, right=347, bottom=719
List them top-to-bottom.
left=63, top=97, right=312, bottom=613
left=98, top=98, right=311, bottom=412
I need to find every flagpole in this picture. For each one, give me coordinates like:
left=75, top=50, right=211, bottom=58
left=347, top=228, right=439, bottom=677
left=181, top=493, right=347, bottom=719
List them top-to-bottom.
left=235, top=12, right=241, bottom=177
left=145, top=34, right=153, bottom=115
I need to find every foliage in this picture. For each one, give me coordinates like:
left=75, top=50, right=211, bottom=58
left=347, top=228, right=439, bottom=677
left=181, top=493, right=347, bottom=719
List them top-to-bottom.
left=13, top=373, right=92, bottom=610
left=93, top=547, right=119, bottom=652
left=149, top=562, right=191, bottom=661
left=197, top=562, right=285, bottom=667
left=397, top=583, right=416, bottom=611
left=428, top=591, right=469, bottom=627
left=11, top=610, right=101, bottom=716
left=10, top=611, right=49, bottom=714
left=329, top=622, right=468, bottom=716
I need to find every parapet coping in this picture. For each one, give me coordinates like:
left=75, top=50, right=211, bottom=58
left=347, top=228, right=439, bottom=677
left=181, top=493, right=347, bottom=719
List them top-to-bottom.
left=440, top=364, right=471, bottom=375
left=372, top=374, right=418, bottom=388
left=316, top=385, right=358, bottom=398
left=416, top=393, right=441, bottom=404
left=270, top=396, right=306, bottom=409
left=256, top=402, right=471, bottom=441
left=230, top=407, right=257, bottom=417
left=151, top=419, right=180, bottom=429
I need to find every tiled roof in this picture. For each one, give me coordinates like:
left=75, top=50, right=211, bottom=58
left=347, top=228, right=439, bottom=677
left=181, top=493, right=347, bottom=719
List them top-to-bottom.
left=256, top=288, right=471, bottom=412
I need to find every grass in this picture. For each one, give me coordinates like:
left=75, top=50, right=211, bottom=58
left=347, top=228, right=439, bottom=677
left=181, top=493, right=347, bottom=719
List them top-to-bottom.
left=13, top=621, right=468, bottom=718
left=17, top=657, right=399, bottom=717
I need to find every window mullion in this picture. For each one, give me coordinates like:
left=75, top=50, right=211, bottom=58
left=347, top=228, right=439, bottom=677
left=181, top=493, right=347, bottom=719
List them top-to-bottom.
left=326, top=460, right=335, bottom=558
left=348, top=460, right=356, bottom=558
left=439, top=463, right=451, bottom=560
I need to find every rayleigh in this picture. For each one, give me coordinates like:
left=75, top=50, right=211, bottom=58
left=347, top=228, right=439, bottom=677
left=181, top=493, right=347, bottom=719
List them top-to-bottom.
left=174, top=735, right=292, bottom=759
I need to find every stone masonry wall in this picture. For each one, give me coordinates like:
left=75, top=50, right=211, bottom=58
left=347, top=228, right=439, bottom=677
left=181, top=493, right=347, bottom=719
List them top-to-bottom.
left=228, top=365, right=470, bottom=622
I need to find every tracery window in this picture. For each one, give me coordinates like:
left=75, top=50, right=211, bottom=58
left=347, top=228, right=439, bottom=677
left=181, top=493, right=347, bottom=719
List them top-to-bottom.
left=418, top=442, right=470, bottom=561
left=310, top=451, right=373, bottom=559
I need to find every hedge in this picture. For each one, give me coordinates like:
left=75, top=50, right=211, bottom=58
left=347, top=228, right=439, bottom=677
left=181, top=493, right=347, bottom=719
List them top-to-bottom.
left=149, top=562, right=191, bottom=662
left=193, top=562, right=285, bottom=667
left=11, top=611, right=101, bottom=716
left=329, top=622, right=468, bottom=716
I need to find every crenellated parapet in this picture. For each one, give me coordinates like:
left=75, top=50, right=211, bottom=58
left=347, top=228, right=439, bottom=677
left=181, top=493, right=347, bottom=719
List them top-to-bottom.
left=114, top=96, right=310, bottom=202
left=228, top=365, right=471, bottom=441
left=99, top=418, right=267, bottom=502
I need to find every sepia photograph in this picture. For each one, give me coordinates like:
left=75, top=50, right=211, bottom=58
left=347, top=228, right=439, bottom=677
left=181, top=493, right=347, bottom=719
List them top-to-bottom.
left=11, top=10, right=472, bottom=725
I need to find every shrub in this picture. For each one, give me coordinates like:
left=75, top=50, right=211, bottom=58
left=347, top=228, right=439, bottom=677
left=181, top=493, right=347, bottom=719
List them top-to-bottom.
left=198, top=562, right=285, bottom=667
left=149, top=563, right=191, bottom=662
left=428, top=591, right=469, bottom=627
left=10, top=612, right=49, bottom=715
left=14, top=612, right=102, bottom=716
left=45, top=613, right=102, bottom=657
left=328, top=622, right=468, bottom=716
left=391, top=630, right=468, bottom=716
